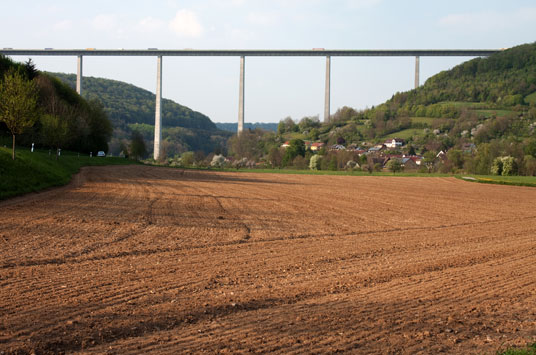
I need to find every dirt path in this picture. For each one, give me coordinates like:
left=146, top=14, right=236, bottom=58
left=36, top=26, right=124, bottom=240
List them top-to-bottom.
left=1, top=165, right=535, bottom=354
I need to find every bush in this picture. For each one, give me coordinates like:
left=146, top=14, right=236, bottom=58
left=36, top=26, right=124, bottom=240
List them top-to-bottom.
left=181, top=151, right=195, bottom=167
left=210, top=154, right=226, bottom=168
left=309, top=154, right=322, bottom=170
left=492, top=156, right=518, bottom=176
left=501, top=156, right=517, bottom=176
left=491, top=157, right=503, bottom=175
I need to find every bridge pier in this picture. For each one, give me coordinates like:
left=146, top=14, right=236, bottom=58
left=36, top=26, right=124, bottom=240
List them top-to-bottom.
left=76, top=55, right=83, bottom=95
left=154, top=56, right=162, bottom=161
left=238, top=56, right=245, bottom=135
left=324, top=56, right=331, bottom=122
left=414, top=56, right=420, bottom=88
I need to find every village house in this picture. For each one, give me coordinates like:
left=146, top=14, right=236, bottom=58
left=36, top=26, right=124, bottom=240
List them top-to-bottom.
left=384, top=138, right=405, bottom=149
left=310, top=142, right=325, bottom=151
left=329, top=144, right=346, bottom=151
left=368, top=144, right=385, bottom=153
left=401, top=157, right=419, bottom=170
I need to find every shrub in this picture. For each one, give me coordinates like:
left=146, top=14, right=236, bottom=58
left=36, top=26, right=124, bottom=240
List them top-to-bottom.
left=210, top=154, right=226, bottom=168
left=309, top=154, right=322, bottom=170
left=491, top=157, right=503, bottom=175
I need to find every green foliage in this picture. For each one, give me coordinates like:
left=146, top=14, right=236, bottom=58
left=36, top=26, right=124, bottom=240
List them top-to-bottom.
left=0, top=69, right=40, bottom=159
left=50, top=72, right=230, bottom=155
left=51, top=72, right=216, bottom=130
left=525, top=92, right=536, bottom=105
left=40, top=114, right=69, bottom=158
left=298, top=115, right=321, bottom=131
left=278, top=117, right=299, bottom=135
left=228, top=128, right=274, bottom=160
left=129, top=130, right=147, bottom=160
left=282, top=139, right=305, bottom=167
left=524, top=139, right=536, bottom=157
left=0, top=147, right=136, bottom=200
left=267, top=147, right=282, bottom=168
left=446, top=149, right=464, bottom=169
left=181, top=151, right=195, bottom=166
left=422, top=151, right=436, bottom=173
left=309, top=154, right=321, bottom=170
left=524, top=155, right=536, bottom=176
left=491, top=156, right=517, bottom=176
left=501, top=156, right=517, bottom=176
left=491, top=157, right=503, bottom=175
left=386, top=159, right=403, bottom=173
left=497, top=342, right=536, bottom=355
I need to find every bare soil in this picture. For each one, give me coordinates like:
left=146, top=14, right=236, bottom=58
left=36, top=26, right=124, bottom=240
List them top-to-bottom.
left=1, top=165, right=535, bottom=354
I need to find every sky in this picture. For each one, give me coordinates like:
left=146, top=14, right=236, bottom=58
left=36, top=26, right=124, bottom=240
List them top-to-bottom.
left=1, top=0, right=536, bottom=123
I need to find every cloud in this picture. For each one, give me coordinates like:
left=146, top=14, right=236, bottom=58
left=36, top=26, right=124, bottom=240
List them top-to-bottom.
left=439, top=7, right=536, bottom=32
left=168, top=9, right=204, bottom=37
left=247, top=12, right=279, bottom=26
left=92, top=14, right=118, bottom=31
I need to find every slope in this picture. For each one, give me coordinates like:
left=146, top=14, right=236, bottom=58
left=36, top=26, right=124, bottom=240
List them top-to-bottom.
left=51, top=73, right=232, bottom=155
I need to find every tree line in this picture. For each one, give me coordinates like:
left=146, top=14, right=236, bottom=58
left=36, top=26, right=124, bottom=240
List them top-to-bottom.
left=0, top=55, right=112, bottom=159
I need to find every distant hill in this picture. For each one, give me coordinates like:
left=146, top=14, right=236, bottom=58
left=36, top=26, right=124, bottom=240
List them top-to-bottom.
left=308, top=42, right=536, bottom=144
left=385, top=42, right=536, bottom=112
left=51, top=73, right=232, bottom=155
left=216, top=122, right=278, bottom=132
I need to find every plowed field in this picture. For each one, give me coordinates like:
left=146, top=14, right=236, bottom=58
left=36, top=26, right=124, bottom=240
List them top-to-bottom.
left=1, top=165, right=535, bottom=354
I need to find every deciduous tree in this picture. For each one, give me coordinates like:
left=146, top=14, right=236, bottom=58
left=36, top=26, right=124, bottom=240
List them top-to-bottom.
left=0, top=69, right=40, bottom=160
left=129, top=130, right=147, bottom=160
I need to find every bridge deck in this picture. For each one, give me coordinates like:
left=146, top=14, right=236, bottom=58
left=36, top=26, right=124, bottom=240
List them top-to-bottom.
left=0, top=49, right=500, bottom=57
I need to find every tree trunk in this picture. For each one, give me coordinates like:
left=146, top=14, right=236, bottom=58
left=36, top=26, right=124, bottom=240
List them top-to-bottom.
left=12, top=134, right=15, bottom=160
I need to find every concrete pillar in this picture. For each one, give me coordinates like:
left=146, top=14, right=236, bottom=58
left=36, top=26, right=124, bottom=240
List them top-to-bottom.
left=76, top=55, right=83, bottom=95
left=154, top=55, right=162, bottom=161
left=238, top=56, right=245, bottom=135
left=324, top=56, right=331, bottom=122
left=414, top=56, right=420, bottom=89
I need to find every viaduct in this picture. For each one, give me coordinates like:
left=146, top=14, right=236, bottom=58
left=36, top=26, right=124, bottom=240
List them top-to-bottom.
left=0, top=48, right=500, bottom=160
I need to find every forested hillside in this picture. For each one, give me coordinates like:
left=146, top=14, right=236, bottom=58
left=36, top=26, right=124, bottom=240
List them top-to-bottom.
left=385, top=42, right=536, bottom=113
left=0, top=56, right=112, bottom=157
left=51, top=73, right=231, bottom=156
left=52, top=73, right=216, bottom=131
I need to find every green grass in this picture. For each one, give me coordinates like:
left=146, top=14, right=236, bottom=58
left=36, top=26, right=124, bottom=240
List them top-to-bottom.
left=440, top=101, right=492, bottom=109
left=474, top=109, right=515, bottom=118
left=383, top=128, right=426, bottom=140
left=0, top=147, right=137, bottom=200
left=163, top=164, right=452, bottom=178
left=456, top=174, right=536, bottom=187
left=497, top=343, right=536, bottom=355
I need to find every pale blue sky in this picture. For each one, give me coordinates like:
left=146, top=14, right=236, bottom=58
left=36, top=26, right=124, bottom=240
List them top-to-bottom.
left=2, top=0, right=535, bottom=123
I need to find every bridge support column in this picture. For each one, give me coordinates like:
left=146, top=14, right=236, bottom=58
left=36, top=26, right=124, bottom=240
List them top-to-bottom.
left=76, top=55, right=83, bottom=95
left=154, top=55, right=162, bottom=161
left=238, top=56, right=245, bottom=135
left=324, top=56, right=331, bottom=122
left=414, top=56, right=420, bottom=89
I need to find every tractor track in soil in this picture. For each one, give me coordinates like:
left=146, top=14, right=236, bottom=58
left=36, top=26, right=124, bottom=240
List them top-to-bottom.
left=1, top=165, right=535, bottom=354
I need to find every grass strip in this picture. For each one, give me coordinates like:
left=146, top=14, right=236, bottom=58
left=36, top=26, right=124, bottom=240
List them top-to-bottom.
left=0, top=147, right=137, bottom=200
